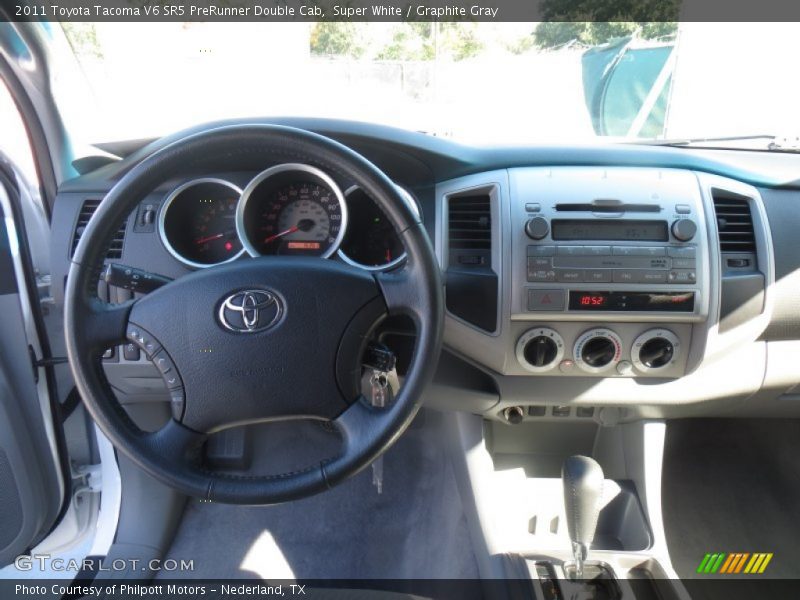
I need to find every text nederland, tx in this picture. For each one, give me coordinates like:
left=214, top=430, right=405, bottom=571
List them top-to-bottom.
left=27, top=3, right=501, bottom=19
left=15, top=583, right=308, bottom=596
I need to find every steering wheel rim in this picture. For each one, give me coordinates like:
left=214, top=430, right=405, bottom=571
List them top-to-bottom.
left=64, top=124, right=444, bottom=504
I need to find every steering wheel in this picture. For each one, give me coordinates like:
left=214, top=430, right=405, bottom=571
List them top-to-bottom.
left=64, top=125, right=444, bottom=504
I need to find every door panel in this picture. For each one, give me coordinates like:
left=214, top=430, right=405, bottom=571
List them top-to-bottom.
left=0, top=175, right=63, bottom=566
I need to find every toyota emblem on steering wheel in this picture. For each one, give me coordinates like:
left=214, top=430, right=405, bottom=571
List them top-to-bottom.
left=218, top=290, right=283, bottom=333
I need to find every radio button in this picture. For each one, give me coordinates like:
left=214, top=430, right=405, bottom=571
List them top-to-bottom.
left=525, top=202, right=542, bottom=213
left=675, top=204, right=692, bottom=214
left=527, top=245, right=555, bottom=257
left=556, top=245, right=586, bottom=256
left=584, top=245, right=612, bottom=256
left=612, top=246, right=665, bottom=257
left=667, top=246, right=696, bottom=258
left=553, top=256, right=668, bottom=269
left=528, top=257, right=552, bottom=268
left=671, top=258, right=696, bottom=269
left=528, top=269, right=556, bottom=282
left=556, top=269, right=584, bottom=282
left=585, top=270, right=612, bottom=283
left=613, top=270, right=639, bottom=283
left=640, top=270, right=668, bottom=283
left=668, top=270, right=697, bottom=284
left=527, top=289, right=565, bottom=311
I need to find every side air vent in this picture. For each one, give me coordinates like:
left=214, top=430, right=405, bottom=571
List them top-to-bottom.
left=445, top=190, right=497, bottom=332
left=712, top=190, right=756, bottom=252
left=448, top=194, right=491, bottom=251
left=71, top=199, right=126, bottom=259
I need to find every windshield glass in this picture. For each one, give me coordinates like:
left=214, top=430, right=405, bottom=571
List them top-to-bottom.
left=50, top=21, right=800, bottom=150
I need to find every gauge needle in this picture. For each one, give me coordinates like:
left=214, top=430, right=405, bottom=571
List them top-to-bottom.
left=263, top=225, right=299, bottom=244
left=195, top=231, right=234, bottom=245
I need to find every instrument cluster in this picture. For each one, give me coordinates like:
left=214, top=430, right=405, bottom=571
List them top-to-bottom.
left=158, top=163, right=417, bottom=271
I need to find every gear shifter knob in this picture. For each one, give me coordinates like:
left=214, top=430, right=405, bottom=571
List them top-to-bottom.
left=562, top=455, right=604, bottom=578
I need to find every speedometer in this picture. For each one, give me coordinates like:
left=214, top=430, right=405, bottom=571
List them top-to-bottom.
left=237, top=164, right=347, bottom=257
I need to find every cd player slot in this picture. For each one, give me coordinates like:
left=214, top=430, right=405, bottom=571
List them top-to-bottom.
left=555, top=202, right=661, bottom=213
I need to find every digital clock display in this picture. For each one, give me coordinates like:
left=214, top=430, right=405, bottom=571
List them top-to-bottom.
left=552, top=219, right=668, bottom=242
left=569, top=291, right=695, bottom=312
left=578, top=294, right=608, bottom=307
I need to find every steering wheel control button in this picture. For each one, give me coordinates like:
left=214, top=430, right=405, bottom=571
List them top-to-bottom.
left=527, top=289, right=565, bottom=311
left=126, top=325, right=161, bottom=358
left=516, top=327, right=565, bottom=373
left=574, top=328, right=623, bottom=374
left=632, top=329, right=680, bottom=373
left=153, top=352, right=174, bottom=375
left=169, top=388, right=186, bottom=420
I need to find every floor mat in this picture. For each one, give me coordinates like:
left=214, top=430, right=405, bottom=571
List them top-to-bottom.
left=157, top=410, right=479, bottom=581
left=663, top=419, right=800, bottom=581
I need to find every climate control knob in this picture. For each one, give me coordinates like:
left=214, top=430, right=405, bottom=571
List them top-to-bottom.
left=525, top=217, right=550, bottom=240
left=671, top=218, right=697, bottom=241
left=516, top=327, right=565, bottom=373
left=574, top=329, right=623, bottom=373
left=631, top=329, right=680, bottom=372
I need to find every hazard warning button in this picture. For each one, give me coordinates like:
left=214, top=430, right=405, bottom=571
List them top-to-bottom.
left=527, top=289, right=565, bottom=311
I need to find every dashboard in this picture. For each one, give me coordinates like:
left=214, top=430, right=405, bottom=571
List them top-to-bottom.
left=48, top=118, right=800, bottom=424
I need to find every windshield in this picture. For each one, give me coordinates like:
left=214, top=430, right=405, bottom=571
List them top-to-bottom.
left=49, top=21, right=800, bottom=150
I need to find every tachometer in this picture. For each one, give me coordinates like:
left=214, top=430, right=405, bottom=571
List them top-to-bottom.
left=237, top=164, right=347, bottom=257
left=159, top=178, right=244, bottom=268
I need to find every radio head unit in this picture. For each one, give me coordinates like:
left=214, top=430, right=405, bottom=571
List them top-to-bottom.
left=510, top=168, right=710, bottom=322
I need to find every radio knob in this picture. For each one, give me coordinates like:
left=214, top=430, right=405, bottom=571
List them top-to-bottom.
left=525, top=217, right=550, bottom=240
left=671, top=218, right=697, bottom=241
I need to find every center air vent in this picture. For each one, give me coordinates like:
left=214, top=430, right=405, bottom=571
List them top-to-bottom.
left=712, top=190, right=755, bottom=252
left=448, top=194, right=491, bottom=251
left=71, top=199, right=126, bottom=259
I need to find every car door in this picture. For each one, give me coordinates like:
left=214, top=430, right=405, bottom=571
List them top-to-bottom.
left=0, top=157, right=65, bottom=566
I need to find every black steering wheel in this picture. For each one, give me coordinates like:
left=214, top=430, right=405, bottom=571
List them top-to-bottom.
left=64, top=125, right=444, bottom=504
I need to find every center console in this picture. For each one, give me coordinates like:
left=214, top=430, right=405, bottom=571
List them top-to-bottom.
left=436, top=165, right=773, bottom=419
left=508, top=168, right=710, bottom=379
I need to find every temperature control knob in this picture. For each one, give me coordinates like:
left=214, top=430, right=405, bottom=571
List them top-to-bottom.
left=525, top=217, right=550, bottom=240
left=671, top=219, right=697, bottom=241
left=516, top=327, right=565, bottom=373
left=574, top=329, right=623, bottom=374
left=631, top=329, right=680, bottom=372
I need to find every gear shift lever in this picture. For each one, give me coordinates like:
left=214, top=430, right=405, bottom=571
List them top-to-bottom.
left=562, top=455, right=604, bottom=579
